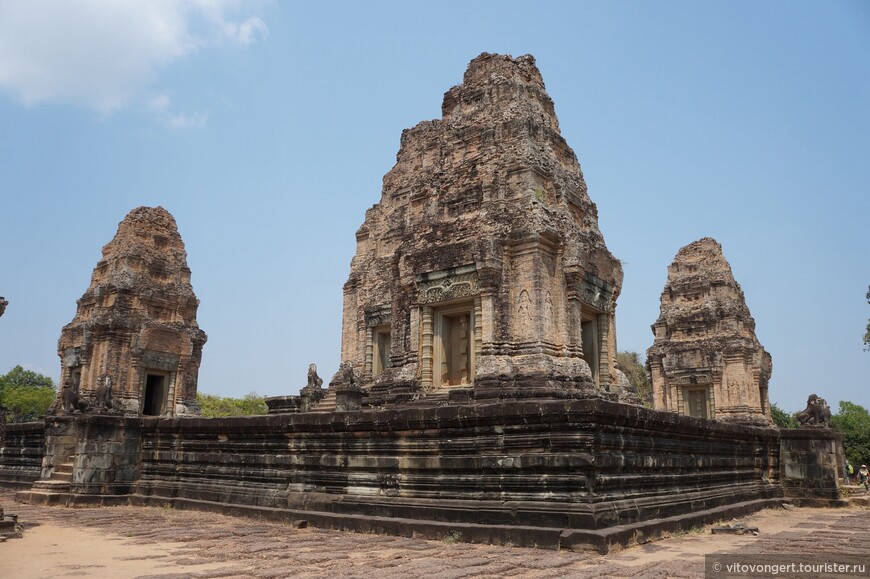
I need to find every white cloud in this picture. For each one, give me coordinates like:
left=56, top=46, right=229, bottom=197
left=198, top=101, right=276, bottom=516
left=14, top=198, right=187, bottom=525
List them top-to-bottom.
left=0, top=0, right=267, bottom=115
left=227, top=16, right=268, bottom=45
left=148, top=92, right=208, bottom=129
left=167, top=110, right=209, bottom=130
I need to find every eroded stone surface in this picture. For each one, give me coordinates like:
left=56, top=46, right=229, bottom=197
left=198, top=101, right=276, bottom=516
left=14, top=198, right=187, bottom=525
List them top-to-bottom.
left=338, top=53, right=623, bottom=406
left=56, top=206, right=206, bottom=417
left=646, top=237, right=771, bottom=424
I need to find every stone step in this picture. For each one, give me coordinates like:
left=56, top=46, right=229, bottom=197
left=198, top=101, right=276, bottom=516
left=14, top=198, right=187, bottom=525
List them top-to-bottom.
left=310, top=390, right=337, bottom=412
left=53, top=464, right=74, bottom=475
left=31, top=479, right=71, bottom=493
left=841, top=484, right=868, bottom=496
left=848, top=495, right=870, bottom=507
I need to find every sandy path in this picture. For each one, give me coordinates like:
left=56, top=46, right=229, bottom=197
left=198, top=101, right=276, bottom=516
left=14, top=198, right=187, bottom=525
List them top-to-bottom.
left=1, top=489, right=868, bottom=578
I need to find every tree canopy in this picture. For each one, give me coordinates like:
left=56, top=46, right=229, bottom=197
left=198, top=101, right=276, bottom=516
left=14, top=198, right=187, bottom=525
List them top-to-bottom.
left=616, top=351, right=652, bottom=407
left=0, top=365, right=57, bottom=422
left=196, top=392, right=268, bottom=417
left=830, top=401, right=870, bottom=468
left=769, top=402, right=799, bottom=429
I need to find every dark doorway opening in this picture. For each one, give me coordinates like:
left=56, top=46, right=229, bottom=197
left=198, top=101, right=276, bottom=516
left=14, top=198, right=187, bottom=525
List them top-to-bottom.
left=143, top=374, right=166, bottom=416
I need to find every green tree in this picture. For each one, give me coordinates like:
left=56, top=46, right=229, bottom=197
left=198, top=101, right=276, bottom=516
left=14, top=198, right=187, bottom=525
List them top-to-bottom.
left=616, top=351, right=652, bottom=407
left=0, top=365, right=57, bottom=422
left=196, top=392, right=268, bottom=417
left=830, top=401, right=870, bottom=468
left=769, top=402, right=799, bottom=429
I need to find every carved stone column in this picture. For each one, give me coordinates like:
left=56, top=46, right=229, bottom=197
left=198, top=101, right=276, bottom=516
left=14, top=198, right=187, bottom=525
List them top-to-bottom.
left=421, top=306, right=434, bottom=390
left=597, top=313, right=611, bottom=390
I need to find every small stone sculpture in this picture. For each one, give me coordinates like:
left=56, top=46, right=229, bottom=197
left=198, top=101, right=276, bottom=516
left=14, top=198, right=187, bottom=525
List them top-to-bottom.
left=333, top=362, right=363, bottom=412
left=298, top=363, right=326, bottom=411
left=307, top=364, right=324, bottom=390
left=94, top=375, right=117, bottom=413
left=60, top=378, right=88, bottom=414
left=796, top=394, right=832, bottom=427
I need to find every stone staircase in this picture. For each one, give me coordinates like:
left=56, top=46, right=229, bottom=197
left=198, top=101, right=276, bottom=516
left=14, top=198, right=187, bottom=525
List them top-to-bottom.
left=309, top=389, right=337, bottom=412
left=29, top=458, right=75, bottom=494
left=842, top=483, right=870, bottom=506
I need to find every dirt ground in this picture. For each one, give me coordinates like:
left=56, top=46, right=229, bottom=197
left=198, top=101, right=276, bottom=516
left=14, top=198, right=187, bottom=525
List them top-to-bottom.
left=1, top=489, right=868, bottom=578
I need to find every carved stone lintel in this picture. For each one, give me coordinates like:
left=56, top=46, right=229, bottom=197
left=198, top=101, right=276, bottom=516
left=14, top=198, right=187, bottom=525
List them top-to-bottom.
left=417, top=269, right=480, bottom=305
left=580, top=275, right=613, bottom=312
left=365, top=305, right=392, bottom=328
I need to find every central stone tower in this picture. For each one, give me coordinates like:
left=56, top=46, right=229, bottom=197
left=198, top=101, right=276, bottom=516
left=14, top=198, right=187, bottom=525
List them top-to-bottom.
left=340, top=53, right=623, bottom=404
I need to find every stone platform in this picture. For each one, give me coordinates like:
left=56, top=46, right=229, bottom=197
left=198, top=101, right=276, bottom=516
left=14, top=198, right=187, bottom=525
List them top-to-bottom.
left=11, top=399, right=788, bottom=553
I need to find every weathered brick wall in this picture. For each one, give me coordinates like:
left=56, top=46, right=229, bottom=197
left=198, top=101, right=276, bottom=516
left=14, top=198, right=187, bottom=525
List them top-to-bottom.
left=133, top=400, right=782, bottom=535
left=0, top=422, right=45, bottom=488
left=780, top=427, right=844, bottom=504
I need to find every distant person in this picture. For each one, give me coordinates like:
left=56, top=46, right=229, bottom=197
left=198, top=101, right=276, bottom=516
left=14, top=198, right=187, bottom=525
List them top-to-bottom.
left=845, top=460, right=853, bottom=485
left=858, top=465, right=870, bottom=491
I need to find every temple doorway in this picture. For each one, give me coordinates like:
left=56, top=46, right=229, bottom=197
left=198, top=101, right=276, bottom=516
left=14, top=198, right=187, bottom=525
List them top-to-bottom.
left=434, top=304, right=474, bottom=387
left=581, top=317, right=599, bottom=386
left=373, top=326, right=391, bottom=377
left=143, top=373, right=167, bottom=416
left=685, top=387, right=709, bottom=419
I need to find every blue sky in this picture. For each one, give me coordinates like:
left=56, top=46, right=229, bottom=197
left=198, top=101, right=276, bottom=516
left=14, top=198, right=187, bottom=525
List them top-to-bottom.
left=0, top=1, right=867, bottom=413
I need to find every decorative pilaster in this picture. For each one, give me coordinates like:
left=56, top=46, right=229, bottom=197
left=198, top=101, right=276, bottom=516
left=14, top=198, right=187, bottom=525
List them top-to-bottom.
left=421, top=306, right=433, bottom=390
left=597, top=313, right=611, bottom=389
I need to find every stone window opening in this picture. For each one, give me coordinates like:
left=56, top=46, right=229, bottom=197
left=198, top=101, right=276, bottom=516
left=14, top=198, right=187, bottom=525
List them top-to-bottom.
left=581, top=316, right=599, bottom=386
left=372, top=325, right=391, bottom=377
left=142, top=372, right=169, bottom=416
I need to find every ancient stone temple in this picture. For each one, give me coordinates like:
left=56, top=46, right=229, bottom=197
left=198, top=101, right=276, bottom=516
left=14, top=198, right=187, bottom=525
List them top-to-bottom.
left=339, top=53, right=623, bottom=404
left=56, top=206, right=207, bottom=416
left=646, top=238, right=772, bottom=424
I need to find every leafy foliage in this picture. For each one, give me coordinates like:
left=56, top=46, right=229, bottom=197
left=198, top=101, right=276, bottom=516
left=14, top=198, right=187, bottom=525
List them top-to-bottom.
left=616, top=351, right=652, bottom=407
left=0, top=365, right=57, bottom=422
left=196, top=392, right=268, bottom=417
left=830, top=401, right=870, bottom=468
left=769, top=402, right=799, bottom=429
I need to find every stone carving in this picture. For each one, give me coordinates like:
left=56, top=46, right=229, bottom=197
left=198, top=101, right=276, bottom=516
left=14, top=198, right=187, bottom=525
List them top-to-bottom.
left=340, top=54, right=623, bottom=403
left=56, top=207, right=207, bottom=416
left=647, top=238, right=772, bottom=424
left=418, top=272, right=480, bottom=305
left=581, top=277, right=614, bottom=312
left=517, top=290, right=531, bottom=321
left=365, top=305, right=392, bottom=328
left=331, top=362, right=363, bottom=411
left=307, top=364, right=324, bottom=390
left=93, top=375, right=118, bottom=413
left=59, top=378, right=88, bottom=414
left=796, top=394, right=832, bottom=427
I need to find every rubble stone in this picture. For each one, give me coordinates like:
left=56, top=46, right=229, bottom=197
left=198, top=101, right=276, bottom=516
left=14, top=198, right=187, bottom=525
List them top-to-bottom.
left=55, top=206, right=207, bottom=416
left=646, top=238, right=771, bottom=424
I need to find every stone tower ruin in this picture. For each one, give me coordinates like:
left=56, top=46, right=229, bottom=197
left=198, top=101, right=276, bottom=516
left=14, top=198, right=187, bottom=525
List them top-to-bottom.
left=340, top=53, right=623, bottom=404
left=57, top=206, right=207, bottom=416
left=646, top=237, right=771, bottom=424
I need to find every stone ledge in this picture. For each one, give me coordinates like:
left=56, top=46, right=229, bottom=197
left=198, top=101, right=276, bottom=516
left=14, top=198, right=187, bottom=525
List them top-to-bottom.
left=17, top=491, right=786, bottom=554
